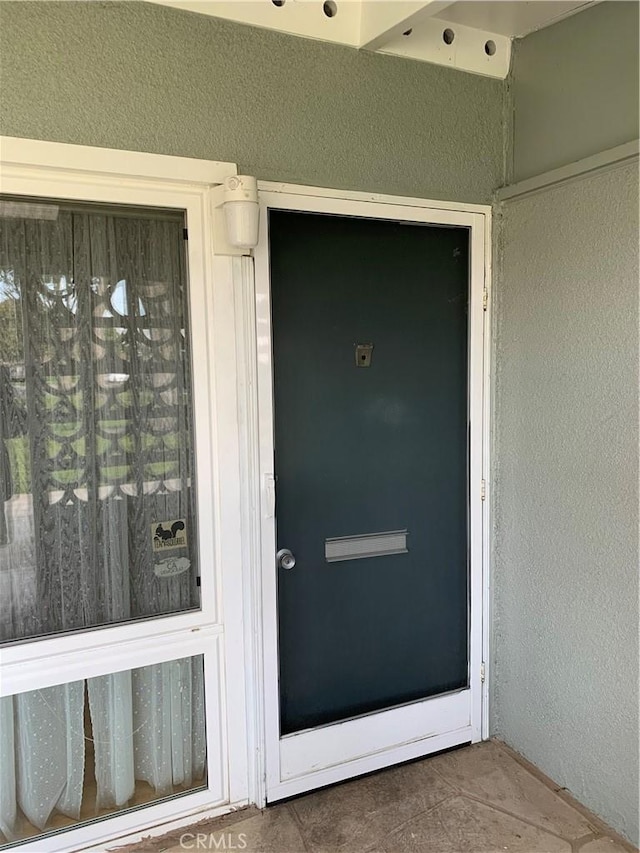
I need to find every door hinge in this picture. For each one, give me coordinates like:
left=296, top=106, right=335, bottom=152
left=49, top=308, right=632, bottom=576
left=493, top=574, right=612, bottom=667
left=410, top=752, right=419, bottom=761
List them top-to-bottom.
left=183, top=227, right=189, bottom=240
left=482, top=288, right=488, bottom=311
left=264, top=474, right=277, bottom=519
left=481, top=479, right=486, bottom=501
left=480, top=662, right=486, bottom=683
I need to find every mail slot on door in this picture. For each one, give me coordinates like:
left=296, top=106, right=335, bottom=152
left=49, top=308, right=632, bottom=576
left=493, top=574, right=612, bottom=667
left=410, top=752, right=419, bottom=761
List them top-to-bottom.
left=325, top=529, right=408, bottom=563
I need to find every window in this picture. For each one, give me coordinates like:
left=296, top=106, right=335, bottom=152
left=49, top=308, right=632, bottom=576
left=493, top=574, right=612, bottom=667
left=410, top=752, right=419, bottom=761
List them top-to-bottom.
left=0, top=138, right=236, bottom=850
left=0, top=138, right=251, bottom=852
left=0, top=198, right=199, bottom=643
left=1, top=655, right=206, bottom=847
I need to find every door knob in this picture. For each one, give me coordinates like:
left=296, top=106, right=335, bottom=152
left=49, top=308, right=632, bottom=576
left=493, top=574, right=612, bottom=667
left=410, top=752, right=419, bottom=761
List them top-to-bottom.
left=276, top=548, right=296, bottom=570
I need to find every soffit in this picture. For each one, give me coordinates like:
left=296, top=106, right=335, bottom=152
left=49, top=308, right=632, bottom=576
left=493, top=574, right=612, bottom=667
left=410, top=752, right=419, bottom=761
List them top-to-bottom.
left=151, top=0, right=598, bottom=78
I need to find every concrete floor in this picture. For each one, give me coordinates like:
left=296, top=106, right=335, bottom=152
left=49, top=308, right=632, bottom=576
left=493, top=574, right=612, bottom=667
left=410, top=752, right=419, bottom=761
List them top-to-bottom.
left=123, top=741, right=635, bottom=853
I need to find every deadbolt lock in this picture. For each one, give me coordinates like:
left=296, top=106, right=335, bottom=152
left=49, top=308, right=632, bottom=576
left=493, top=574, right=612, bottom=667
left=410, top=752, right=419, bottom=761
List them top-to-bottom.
left=355, top=343, right=374, bottom=367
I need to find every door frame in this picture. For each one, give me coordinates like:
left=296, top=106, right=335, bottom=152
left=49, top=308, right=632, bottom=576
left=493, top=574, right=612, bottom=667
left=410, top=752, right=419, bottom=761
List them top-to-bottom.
left=247, top=183, right=492, bottom=804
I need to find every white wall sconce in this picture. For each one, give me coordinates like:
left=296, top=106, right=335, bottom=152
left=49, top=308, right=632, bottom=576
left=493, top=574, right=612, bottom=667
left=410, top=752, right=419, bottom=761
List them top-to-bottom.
left=212, top=175, right=260, bottom=255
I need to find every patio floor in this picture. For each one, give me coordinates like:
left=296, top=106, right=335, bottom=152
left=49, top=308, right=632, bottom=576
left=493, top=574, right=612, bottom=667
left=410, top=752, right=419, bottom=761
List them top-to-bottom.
left=118, top=740, right=636, bottom=853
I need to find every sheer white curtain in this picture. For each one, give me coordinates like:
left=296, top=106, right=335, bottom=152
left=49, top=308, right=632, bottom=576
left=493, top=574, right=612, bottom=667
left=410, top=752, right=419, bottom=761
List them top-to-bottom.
left=0, top=201, right=205, bottom=843
left=131, top=657, right=206, bottom=795
left=0, top=660, right=206, bottom=839
left=85, top=660, right=207, bottom=811
left=87, top=672, right=135, bottom=810
left=0, top=684, right=85, bottom=840
left=0, top=697, right=17, bottom=840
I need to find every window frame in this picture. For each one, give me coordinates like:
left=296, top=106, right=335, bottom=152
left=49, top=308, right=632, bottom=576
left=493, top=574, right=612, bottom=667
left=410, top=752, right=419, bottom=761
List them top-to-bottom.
left=0, top=137, right=246, bottom=852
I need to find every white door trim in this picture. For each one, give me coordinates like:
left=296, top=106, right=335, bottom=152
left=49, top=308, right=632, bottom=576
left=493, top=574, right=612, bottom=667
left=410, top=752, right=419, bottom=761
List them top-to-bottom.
left=257, top=180, right=492, bottom=214
left=247, top=183, right=491, bottom=804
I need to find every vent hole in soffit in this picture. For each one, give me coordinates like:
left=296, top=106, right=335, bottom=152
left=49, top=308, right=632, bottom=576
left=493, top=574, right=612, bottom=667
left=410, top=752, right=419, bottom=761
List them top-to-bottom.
left=323, top=1, right=337, bottom=18
left=443, top=28, right=455, bottom=44
left=484, top=39, right=497, bottom=56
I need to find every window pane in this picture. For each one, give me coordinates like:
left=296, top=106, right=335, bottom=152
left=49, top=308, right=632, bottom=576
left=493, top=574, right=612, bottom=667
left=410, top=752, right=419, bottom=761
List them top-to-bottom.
left=0, top=199, right=200, bottom=642
left=0, top=654, right=207, bottom=847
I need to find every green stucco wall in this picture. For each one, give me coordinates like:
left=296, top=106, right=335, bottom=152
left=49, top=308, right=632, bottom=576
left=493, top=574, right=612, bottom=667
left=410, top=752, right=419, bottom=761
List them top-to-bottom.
left=0, top=0, right=505, bottom=202
left=511, top=0, right=639, bottom=181
left=493, top=3, right=640, bottom=844
left=492, top=159, right=640, bottom=848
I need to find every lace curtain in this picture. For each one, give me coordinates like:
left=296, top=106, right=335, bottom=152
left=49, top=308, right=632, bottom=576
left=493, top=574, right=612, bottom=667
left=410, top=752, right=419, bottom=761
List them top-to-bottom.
left=0, top=202, right=206, bottom=842
left=0, top=206, right=199, bottom=639
left=0, top=659, right=206, bottom=841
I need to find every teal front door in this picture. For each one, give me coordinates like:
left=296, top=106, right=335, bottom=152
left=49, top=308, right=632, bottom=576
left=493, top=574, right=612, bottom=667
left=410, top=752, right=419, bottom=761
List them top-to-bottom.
left=258, top=194, right=486, bottom=800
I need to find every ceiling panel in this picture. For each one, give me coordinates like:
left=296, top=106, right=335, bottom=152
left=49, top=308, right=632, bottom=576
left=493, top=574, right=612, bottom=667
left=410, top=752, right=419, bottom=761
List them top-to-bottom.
left=433, top=1, right=597, bottom=38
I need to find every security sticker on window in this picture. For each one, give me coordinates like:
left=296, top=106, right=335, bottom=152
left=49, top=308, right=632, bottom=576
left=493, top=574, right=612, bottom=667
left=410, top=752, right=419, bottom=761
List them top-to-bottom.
left=152, top=519, right=187, bottom=552
left=154, top=556, right=191, bottom=578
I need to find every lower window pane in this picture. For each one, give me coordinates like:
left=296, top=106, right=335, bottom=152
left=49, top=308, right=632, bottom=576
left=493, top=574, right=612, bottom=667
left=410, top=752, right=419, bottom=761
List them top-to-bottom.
left=0, top=654, right=206, bottom=847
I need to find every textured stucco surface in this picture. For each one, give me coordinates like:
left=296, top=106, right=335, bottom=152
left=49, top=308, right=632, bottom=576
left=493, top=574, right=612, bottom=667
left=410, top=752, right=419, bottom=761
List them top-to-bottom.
left=0, top=0, right=504, bottom=202
left=511, top=1, right=639, bottom=182
left=491, top=161, right=640, bottom=845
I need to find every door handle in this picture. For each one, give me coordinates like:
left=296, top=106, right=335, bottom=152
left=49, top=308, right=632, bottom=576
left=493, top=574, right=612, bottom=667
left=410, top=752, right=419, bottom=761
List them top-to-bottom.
left=276, top=549, right=296, bottom=570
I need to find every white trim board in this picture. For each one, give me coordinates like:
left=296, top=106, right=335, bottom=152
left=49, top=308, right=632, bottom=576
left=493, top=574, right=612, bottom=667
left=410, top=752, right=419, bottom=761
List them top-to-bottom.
left=0, top=136, right=235, bottom=184
left=495, top=139, right=639, bottom=202
left=258, top=180, right=492, bottom=214
left=481, top=207, right=492, bottom=741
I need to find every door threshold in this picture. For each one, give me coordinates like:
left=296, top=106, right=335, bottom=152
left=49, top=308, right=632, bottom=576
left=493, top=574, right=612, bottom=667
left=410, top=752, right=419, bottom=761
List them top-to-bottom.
left=280, top=684, right=470, bottom=739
